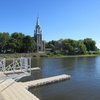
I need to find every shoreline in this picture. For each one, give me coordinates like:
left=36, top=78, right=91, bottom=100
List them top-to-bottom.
left=0, top=53, right=100, bottom=58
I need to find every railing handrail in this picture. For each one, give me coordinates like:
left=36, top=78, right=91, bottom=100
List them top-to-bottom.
left=0, top=57, right=31, bottom=80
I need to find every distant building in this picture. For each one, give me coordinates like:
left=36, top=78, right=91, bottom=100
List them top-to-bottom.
left=34, top=17, right=45, bottom=52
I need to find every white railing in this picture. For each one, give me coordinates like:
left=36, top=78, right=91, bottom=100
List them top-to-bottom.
left=0, top=57, right=31, bottom=80
left=0, top=58, right=5, bottom=72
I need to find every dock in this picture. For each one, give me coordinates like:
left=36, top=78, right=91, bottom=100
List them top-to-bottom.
left=0, top=57, right=71, bottom=100
left=0, top=67, right=40, bottom=80
left=2, top=67, right=40, bottom=74
left=0, top=74, right=71, bottom=100
left=23, top=74, right=71, bottom=89
left=0, top=79, right=39, bottom=100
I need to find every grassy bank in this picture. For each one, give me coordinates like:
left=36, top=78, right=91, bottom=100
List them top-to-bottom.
left=0, top=52, right=100, bottom=58
left=0, top=53, right=42, bottom=58
left=46, top=53, right=100, bottom=58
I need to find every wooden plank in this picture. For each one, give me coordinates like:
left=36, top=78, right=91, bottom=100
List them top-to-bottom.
left=0, top=79, right=39, bottom=100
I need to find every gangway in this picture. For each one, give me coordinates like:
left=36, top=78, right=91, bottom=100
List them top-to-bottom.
left=0, top=57, right=31, bottom=80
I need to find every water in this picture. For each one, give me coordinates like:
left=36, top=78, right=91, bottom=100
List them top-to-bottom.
left=20, top=56, right=100, bottom=100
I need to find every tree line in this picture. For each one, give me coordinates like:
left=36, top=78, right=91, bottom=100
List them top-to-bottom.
left=0, top=32, right=98, bottom=55
left=0, top=32, right=36, bottom=53
left=46, top=38, right=98, bottom=55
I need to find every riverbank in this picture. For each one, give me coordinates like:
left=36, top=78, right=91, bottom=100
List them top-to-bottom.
left=0, top=53, right=100, bottom=58
left=0, top=53, right=41, bottom=58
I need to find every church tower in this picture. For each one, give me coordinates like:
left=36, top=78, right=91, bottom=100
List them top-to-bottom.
left=34, top=17, right=45, bottom=52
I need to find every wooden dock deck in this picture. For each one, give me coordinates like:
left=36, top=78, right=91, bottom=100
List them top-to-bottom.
left=0, top=74, right=71, bottom=100
left=0, top=79, right=39, bottom=100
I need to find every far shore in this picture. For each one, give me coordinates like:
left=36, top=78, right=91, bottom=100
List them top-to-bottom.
left=0, top=53, right=100, bottom=58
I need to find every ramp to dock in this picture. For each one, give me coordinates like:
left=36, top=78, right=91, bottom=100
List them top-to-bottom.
left=0, top=57, right=32, bottom=80
left=0, top=57, right=40, bottom=81
left=0, top=67, right=40, bottom=81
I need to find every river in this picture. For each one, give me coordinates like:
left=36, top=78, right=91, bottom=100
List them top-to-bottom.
left=20, top=56, right=100, bottom=100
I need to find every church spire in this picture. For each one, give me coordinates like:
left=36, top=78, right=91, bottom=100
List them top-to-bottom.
left=34, top=17, right=41, bottom=35
left=34, top=17, right=45, bottom=52
left=36, top=17, right=39, bottom=26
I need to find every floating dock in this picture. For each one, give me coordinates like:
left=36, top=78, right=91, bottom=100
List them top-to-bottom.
left=0, top=57, right=71, bottom=100
left=0, top=74, right=71, bottom=100
left=23, top=74, right=71, bottom=89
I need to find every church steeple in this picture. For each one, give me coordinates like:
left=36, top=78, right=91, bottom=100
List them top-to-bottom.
left=34, top=17, right=45, bottom=52
left=35, top=17, right=41, bottom=34
left=36, top=17, right=39, bottom=26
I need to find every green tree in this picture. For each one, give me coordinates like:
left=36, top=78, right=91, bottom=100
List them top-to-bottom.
left=0, top=32, right=10, bottom=53
left=11, top=32, right=25, bottom=53
left=22, top=35, right=36, bottom=53
left=7, top=38, right=17, bottom=53
left=84, top=38, right=97, bottom=51
left=61, top=39, right=77, bottom=54
left=45, top=40, right=57, bottom=52
left=77, top=40, right=87, bottom=54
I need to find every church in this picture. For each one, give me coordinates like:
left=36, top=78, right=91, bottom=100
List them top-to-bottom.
left=34, top=17, right=45, bottom=52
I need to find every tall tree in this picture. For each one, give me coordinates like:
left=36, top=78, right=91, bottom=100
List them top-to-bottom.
left=0, top=32, right=10, bottom=53
left=11, top=32, right=25, bottom=53
left=22, top=35, right=36, bottom=53
left=7, top=38, right=17, bottom=53
left=84, top=38, right=97, bottom=51
left=61, top=39, right=77, bottom=54
left=45, top=40, right=56, bottom=52
left=77, top=40, right=87, bottom=54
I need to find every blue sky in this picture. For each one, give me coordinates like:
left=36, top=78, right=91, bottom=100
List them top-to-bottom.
left=0, top=0, right=100, bottom=48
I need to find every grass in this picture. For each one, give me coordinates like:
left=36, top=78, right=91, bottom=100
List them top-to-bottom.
left=0, top=52, right=100, bottom=58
